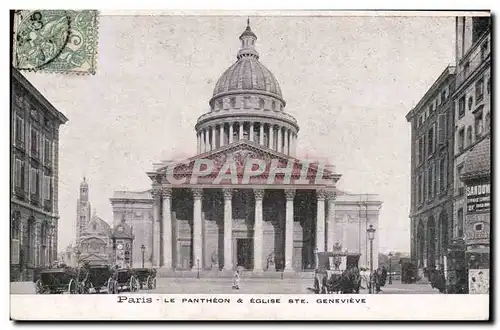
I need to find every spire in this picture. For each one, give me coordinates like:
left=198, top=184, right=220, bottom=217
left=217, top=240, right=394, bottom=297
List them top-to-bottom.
left=237, top=18, right=259, bottom=60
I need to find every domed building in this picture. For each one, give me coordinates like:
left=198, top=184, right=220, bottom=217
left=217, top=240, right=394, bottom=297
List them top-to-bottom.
left=111, top=21, right=382, bottom=273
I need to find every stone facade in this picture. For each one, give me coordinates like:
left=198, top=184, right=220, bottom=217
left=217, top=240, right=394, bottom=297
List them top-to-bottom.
left=110, top=21, right=382, bottom=273
left=406, top=66, right=456, bottom=274
left=10, top=69, right=68, bottom=281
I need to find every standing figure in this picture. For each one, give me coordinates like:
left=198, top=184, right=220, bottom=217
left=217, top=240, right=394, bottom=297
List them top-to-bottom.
left=380, top=266, right=388, bottom=287
left=232, top=268, right=241, bottom=290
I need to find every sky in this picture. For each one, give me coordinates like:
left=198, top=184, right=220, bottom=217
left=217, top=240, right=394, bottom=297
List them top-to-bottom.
left=22, top=14, right=456, bottom=254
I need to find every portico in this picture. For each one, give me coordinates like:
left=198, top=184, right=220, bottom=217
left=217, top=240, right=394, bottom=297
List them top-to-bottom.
left=148, top=139, right=340, bottom=272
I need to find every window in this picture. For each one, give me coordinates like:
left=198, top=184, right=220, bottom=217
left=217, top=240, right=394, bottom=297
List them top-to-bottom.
left=472, top=17, right=490, bottom=43
left=481, top=40, right=489, bottom=60
left=464, top=62, right=470, bottom=77
left=475, top=78, right=484, bottom=102
left=487, top=78, right=491, bottom=94
left=441, top=90, right=447, bottom=103
left=243, top=96, right=250, bottom=108
left=458, top=96, right=465, bottom=118
left=467, top=96, right=473, bottom=111
left=230, top=98, right=236, bottom=108
left=259, top=98, right=264, bottom=109
left=217, top=99, right=223, bottom=110
left=272, top=101, right=276, bottom=111
left=429, top=104, right=434, bottom=113
left=485, top=112, right=490, bottom=132
left=437, top=113, right=447, bottom=145
left=475, top=113, right=484, bottom=139
left=15, top=115, right=24, bottom=143
left=427, top=124, right=435, bottom=155
left=466, top=126, right=473, bottom=147
left=30, top=128, right=39, bottom=156
left=458, top=128, right=465, bottom=152
left=417, top=136, right=425, bottom=164
left=43, top=138, right=51, bottom=163
left=439, top=158, right=446, bottom=192
left=15, top=159, right=25, bottom=189
left=427, top=165, right=434, bottom=199
left=457, top=165, right=465, bottom=194
left=417, top=173, right=423, bottom=204
left=43, top=175, right=51, bottom=200
left=457, top=208, right=464, bottom=238
left=27, top=219, right=35, bottom=265
left=474, top=223, right=483, bottom=231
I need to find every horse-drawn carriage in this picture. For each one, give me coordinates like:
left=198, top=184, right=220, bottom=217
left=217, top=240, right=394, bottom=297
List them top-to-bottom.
left=313, top=250, right=361, bottom=294
left=81, top=264, right=117, bottom=294
left=34, top=267, right=82, bottom=294
left=115, top=268, right=140, bottom=293
left=133, top=268, right=157, bottom=290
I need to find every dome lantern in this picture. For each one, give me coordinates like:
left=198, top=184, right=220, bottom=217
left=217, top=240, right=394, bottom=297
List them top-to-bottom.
left=237, top=18, right=259, bottom=60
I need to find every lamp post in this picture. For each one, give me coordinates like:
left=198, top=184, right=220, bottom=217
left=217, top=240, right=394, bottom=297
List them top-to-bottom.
left=367, top=224, right=376, bottom=294
left=141, top=245, right=145, bottom=268
left=388, top=252, right=393, bottom=285
left=197, top=259, right=200, bottom=279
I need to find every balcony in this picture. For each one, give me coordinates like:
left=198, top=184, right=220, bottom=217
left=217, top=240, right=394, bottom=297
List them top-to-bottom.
left=14, top=140, right=25, bottom=151
left=30, top=149, right=40, bottom=162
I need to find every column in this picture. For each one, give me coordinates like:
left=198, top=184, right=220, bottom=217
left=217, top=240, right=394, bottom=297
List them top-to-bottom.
left=239, top=122, right=244, bottom=140
left=249, top=122, right=254, bottom=142
left=229, top=123, right=234, bottom=144
left=259, top=123, right=264, bottom=146
left=219, top=124, right=224, bottom=148
left=269, top=125, right=274, bottom=150
left=211, top=126, right=216, bottom=150
left=277, top=127, right=282, bottom=153
left=204, top=129, right=208, bottom=152
left=284, top=129, right=290, bottom=155
left=196, top=133, right=200, bottom=153
left=290, top=133, right=295, bottom=156
left=162, top=188, right=173, bottom=268
left=192, top=188, right=203, bottom=270
left=223, top=188, right=233, bottom=271
left=152, top=189, right=162, bottom=267
left=253, top=189, right=264, bottom=271
left=284, top=189, right=295, bottom=271
left=316, top=189, right=326, bottom=252
left=326, top=190, right=336, bottom=251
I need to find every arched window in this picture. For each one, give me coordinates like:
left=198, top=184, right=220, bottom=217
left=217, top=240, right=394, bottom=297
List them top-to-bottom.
left=466, top=126, right=473, bottom=147
left=457, top=208, right=464, bottom=238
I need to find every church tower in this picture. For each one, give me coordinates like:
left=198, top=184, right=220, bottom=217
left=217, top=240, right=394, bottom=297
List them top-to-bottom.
left=76, top=177, right=91, bottom=241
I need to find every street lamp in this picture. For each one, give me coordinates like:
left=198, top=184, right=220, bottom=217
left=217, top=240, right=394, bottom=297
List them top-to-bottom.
left=367, top=224, right=376, bottom=294
left=141, top=244, right=146, bottom=268
left=388, top=252, right=393, bottom=285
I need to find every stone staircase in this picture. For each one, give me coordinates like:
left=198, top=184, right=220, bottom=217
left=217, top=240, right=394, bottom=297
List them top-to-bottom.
left=156, top=268, right=315, bottom=279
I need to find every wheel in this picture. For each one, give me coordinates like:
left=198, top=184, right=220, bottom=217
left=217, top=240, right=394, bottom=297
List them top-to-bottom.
left=130, top=276, right=137, bottom=292
left=146, top=276, right=151, bottom=289
left=152, top=277, right=157, bottom=289
left=107, top=278, right=114, bottom=294
left=35, top=279, right=43, bottom=294
left=68, top=279, right=77, bottom=294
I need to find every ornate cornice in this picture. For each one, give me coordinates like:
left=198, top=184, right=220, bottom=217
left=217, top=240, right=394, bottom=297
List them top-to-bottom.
left=161, top=187, right=172, bottom=199
left=151, top=188, right=162, bottom=200
left=191, top=188, right=203, bottom=199
left=223, top=188, right=233, bottom=200
left=253, top=189, right=265, bottom=201
left=285, top=189, right=296, bottom=201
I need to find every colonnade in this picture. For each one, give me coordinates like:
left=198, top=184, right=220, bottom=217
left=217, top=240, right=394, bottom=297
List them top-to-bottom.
left=196, top=122, right=297, bottom=156
left=152, top=187, right=336, bottom=271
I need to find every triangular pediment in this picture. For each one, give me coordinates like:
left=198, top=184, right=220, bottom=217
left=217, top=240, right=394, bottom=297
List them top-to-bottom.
left=150, top=140, right=340, bottom=187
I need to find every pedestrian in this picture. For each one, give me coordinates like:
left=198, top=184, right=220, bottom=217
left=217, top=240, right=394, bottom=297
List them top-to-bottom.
left=380, top=266, right=388, bottom=287
left=232, top=268, right=241, bottom=290
left=371, top=269, right=382, bottom=293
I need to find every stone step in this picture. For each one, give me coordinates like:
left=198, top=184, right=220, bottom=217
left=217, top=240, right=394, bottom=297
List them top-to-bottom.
left=156, top=269, right=315, bottom=279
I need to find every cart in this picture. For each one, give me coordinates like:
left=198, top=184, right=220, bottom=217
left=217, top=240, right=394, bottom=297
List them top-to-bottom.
left=81, top=265, right=117, bottom=294
left=34, top=268, right=81, bottom=294
left=114, top=268, right=140, bottom=293
left=133, top=268, right=157, bottom=290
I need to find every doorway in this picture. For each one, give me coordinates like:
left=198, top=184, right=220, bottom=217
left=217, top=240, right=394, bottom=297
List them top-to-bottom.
left=236, top=238, right=254, bottom=270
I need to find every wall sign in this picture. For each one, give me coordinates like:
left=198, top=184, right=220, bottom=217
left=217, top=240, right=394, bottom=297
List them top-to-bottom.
left=466, top=181, right=490, bottom=213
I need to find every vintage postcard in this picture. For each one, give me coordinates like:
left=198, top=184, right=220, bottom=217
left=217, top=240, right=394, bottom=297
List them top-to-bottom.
left=9, top=10, right=491, bottom=321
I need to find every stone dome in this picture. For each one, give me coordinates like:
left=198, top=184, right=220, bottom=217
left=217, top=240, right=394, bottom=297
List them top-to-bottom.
left=212, top=57, right=283, bottom=99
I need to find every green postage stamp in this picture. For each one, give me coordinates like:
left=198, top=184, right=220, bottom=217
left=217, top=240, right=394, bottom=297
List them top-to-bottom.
left=13, top=10, right=99, bottom=74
